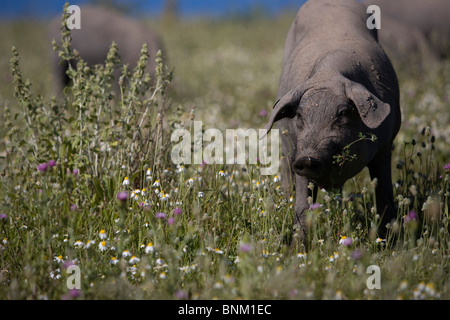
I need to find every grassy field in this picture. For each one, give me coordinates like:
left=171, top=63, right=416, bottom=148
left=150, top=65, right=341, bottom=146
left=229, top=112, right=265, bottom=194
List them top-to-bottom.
left=0, top=11, right=449, bottom=300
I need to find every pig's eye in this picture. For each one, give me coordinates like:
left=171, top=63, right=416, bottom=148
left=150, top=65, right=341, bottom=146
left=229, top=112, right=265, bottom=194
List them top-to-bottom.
left=338, top=109, right=348, bottom=118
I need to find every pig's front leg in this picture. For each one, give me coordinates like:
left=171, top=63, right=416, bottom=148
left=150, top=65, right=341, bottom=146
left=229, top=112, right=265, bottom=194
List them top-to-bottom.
left=368, top=144, right=397, bottom=239
left=293, top=174, right=311, bottom=249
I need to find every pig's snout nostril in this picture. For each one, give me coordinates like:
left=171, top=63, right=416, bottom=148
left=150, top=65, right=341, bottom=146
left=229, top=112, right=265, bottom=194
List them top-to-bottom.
left=294, top=157, right=325, bottom=178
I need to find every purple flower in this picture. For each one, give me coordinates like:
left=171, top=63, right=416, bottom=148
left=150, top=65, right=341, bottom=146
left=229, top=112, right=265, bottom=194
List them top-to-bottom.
left=48, top=160, right=56, bottom=167
left=37, top=163, right=48, bottom=172
left=444, top=163, right=450, bottom=171
left=72, top=169, right=79, bottom=176
left=116, top=191, right=128, bottom=202
left=310, top=203, right=321, bottom=210
left=70, top=204, right=77, bottom=211
left=173, top=207, right=182, bottom=215
left=404, top=210, right=418, bottom=223
left=155, top=212, right=166, bottom=219
left=0, top=213, right=7, bottom=220
left=167, top=217, right=175, bottom=225
left=342, top=237, right=353, bottom=246
left=239, top=243, right=252, bottom=253
left=351, top=250, right=363, bottom=260
left=62, top=289, right=81, bottom=300
left=174, top=289, right=188, bottom=300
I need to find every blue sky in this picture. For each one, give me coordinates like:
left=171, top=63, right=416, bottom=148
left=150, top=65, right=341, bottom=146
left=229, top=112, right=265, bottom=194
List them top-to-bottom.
left=0, top=0, right=305, bottom=19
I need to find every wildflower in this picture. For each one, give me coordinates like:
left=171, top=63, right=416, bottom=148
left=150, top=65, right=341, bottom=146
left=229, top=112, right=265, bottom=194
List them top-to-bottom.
left=259, top=109, right=268, bottom=117
left=48, top=160, right=56, bottom=167
left=37, top=163, right=48, bottom=172
left=444, top=163, right=450, bottom=171
left=176, top=165, right=185, bottom=173
left=146, top=168, right=152, bottom=176
left=72, top=169, right=79, bottom=176
left=218, top=170, right=226, bottom=177
left=273, top=175, right=279, bottom=183
left=122, top=177, right=130, bottom=186
left=187, top=178, right=194, bottom=186
left=153, top=180, right=160, bottom=187
left=141, top=188, right=147, bottom=196
left=116, top=191, right=128, bottom=202
left=198, top=191, right=204, bottom=198
left=161, top=193, right=170, bottom=201
left=310, top=203, right=321, bottom=210
left=70, top=204, right=77, bottom=211
left=173, top=207, right=182, bottom=215
left=404, top=210, right=418, bottom=223
left=155, top=212, right=166, bottom=219
left=0, top=213, right=7, bottom=220
left=168, top=217, right=175, bottom=225
left=99, top=230, right=107, bottom=239
left=339, top=236, right=353, bottom=246
left=2, top=238, right=7, bottom=245
left=375, top=238, right=386, bottom=244
left=317, top=239, right=324, bottom=245
left=74, top=240, right=84, bottom=248
left=84, top=240, right=95, bottom=249
left=98, top=241, right=108, bottom=251
left=145, top=243, right=154, bottom=254
left=239, top=243, right=251, bottom=253
left=214, top=248, right=223, bottom=255
left=122, top=250, right=132, bottom=258
left=351, top=250, right=363, bottom=260
left=297, top=252, right=307, bottom=259
left=54, top=255, right=64, bottom=263
left=129, top=256, right=140, bottom=264
left=110, top=257, right=119, bottom=265
left=50, top=269, right=61, bottom=280
left=160, top=272, right=167, bottom=279
left=174, top=290, right=188, bottom=300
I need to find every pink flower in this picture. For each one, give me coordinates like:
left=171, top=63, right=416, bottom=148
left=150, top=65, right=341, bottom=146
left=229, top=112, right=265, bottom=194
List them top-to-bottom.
left=48, top=160, right=56, bottom=167
left=37, top=163, right=48, bottom=172
left=116, top=192, right=128, bottom=202
left=310, top=203, right=321, bottom=210
left=173, top=207, right=182, bottom=215
left=155, top=212, right=166, bottom=219
left=167, top=217, right=175, bottom=225
left=239, top=243, right=252, bottom=253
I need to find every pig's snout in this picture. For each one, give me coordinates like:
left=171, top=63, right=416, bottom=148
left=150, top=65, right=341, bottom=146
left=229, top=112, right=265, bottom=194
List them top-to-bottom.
left=293, top=157, right=325, bottom=178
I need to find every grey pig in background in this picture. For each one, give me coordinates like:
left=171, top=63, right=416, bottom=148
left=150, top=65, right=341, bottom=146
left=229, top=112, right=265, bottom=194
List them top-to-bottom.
left=265, top=0, right=401, bottom=247
left=363, top=0, right=450, bottom=59
left=48, top=5, right=164, bottom=92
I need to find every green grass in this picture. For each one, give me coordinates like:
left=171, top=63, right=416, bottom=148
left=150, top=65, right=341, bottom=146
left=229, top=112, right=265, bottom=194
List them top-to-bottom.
left=0, top=12, right=449, bottom=300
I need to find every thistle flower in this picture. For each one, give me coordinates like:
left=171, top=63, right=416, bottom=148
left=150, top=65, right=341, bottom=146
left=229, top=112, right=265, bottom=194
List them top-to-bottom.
left=48, top=160, right=56, bottom=167
left=37, top=163, right=48, bottom=172
left=116, top=191, right=128, bottom=202
left=173, top=207, right=182, bottom=215
left=155, top=212, right=166, bottom=219
left=339, top=236, right=353, bottom=246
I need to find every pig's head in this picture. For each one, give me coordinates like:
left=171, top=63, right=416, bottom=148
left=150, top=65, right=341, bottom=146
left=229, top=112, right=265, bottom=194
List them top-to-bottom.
left=265, top=77, right=391, bottom=189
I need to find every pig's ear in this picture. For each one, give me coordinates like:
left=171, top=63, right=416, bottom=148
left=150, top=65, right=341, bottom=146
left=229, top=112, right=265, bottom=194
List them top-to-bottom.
left=344, top=80, right=391, bottom=129
left=264, top=85, right=306, bottom=134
